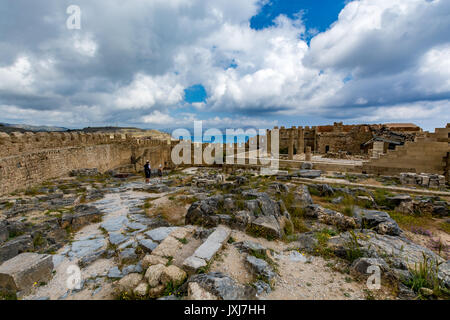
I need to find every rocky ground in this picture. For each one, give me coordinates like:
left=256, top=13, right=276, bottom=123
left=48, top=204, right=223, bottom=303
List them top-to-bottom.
left=0, top=166, right=449, bottom=300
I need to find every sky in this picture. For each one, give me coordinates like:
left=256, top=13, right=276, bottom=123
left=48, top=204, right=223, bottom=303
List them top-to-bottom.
left=0, top=0, right=449, bottom=131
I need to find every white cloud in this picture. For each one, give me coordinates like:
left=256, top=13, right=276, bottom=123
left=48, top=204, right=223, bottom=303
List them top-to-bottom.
left=0, top=0, right=449, bottom=130
left=0, top=57, right=34, bottom=91
left=114, top=73, right=184, bottom=110
left=142, top=110, right=176, bottom=125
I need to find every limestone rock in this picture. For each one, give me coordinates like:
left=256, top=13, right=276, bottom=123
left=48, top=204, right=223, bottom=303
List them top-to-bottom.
left=295, top=170, right=322, bottom=179
left=294, top=185, right=313, bottom=208
left=185, top=196, right=224, bottom=227
left=61, top=205, right=102, bottom=230
left=304, top=205, right=356, bottom=230
left=353, top=207, right=402, bottom=236
left=248, top=216, right=282, bottom=239
left=192, top=225, right=231, bottom=262
left=145, top=227, right=179, bottom=243
left=329, top=230, right=447, bottom=285
left=0, top=235, right=33, bottom=264
left=151, top=236, right=183, bottom=258
left=138, top=239, right=158, bottom=253
left=234, top=241, right=266, bottom=255
left=0, top=253, right=53, bottom=294
left=142, top=254, right=168, bottom=269
left=245, top=255, right=276, bottom=284
left=182, top=256, right=207, bottom=274
left=351, top=257, right=389, bottom=274
left=145, top=264, right=166, bottom=287
left=161, top=265, right=187, bottom=286
left=185, top=272, right=256, bottom=300
left=117, top=273, right=143, bottom=294
left=133, top=282, right=149, bottom=297
left=188, top=282, right=219, bottom=300
left=148, top=284, right=165, bottom=298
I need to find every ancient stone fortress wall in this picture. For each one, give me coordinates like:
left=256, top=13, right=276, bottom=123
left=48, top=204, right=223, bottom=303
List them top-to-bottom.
left=362, top=125, right=450, bottom=176
left=0, top=132, right=172, bottom=195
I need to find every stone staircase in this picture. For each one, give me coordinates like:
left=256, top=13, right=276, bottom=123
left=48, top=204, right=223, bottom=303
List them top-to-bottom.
left=363, top=125, right=450, bottom=176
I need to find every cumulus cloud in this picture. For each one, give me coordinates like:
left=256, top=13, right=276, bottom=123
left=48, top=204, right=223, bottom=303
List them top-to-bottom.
left=0, top=0, right=449, bottom=130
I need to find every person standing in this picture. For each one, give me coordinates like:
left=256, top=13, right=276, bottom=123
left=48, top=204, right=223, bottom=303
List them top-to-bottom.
left=144, top=161, right=151, bottom=183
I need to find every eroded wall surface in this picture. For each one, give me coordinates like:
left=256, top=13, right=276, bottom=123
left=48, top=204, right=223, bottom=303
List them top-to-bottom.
left=0, top=132, right=172, bottom=195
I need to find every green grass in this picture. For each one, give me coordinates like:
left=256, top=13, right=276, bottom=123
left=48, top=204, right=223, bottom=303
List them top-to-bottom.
left=373, top=189, right=395, bottom=209
left=389, top=211, right=432, bottom=229
left=439, top=221, right=450, bottom=234
left=312, top=229, right=336, bottom=258
left=343, top=230, right=365, bottom=263
left=33, top=233, right=46, bottom=247
left=404, top=253, right=450, bottom=299
left=0, top=291, right=17, bottom=300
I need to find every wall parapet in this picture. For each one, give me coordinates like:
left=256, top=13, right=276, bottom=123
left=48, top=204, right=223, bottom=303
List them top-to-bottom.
left=0, top=131, right=160, bottom=158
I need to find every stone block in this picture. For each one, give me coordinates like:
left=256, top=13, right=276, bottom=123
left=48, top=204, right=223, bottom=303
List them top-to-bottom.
left=0, top=253, right=53, bottom=294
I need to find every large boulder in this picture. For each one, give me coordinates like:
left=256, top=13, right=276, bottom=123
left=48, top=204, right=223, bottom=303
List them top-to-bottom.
left=294, top=170, right=322, bottom=179
left=293, top=185, right=313, bottom=208
left=185, top=192, right=290, bottom=239
left=185, top=196, right=224, bottom=227
left=61, top=205, right=103, bottom=230
left=304, top=205, right=356, bottom=230
left=353, top=207, right=402, bottom=236
left=248, top=216, right=283, bottom=240
left=328, top=230, right=448, bottom=287
left=0, top=235, right=33, bottom=264
left=0, top=253, right=53, bottom=295
left=245, top=255, right=276, bottom=285
left=351, top=257, right=390, bottom=274
left=145, top=264, right=166, bottom=287
left=161, top=265, right=187, bottom=286
left=183, top=272, right=256, bottom=300
left=116, top=273, right=143, bottom=295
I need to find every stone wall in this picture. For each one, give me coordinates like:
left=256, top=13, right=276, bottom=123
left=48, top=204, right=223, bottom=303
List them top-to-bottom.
left=315, top=124, right=373, bottom=155
left=362, top=125, right=450, bottom=177
left=0, top=132, right=172, bottom=195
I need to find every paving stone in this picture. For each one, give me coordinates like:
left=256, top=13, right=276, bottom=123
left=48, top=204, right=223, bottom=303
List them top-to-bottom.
left=145, top=227, right=179, bottom=243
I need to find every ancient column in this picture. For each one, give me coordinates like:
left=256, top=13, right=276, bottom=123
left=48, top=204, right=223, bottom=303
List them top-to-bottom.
left=297, top=127, right=305, bottom=154
left=266, top=129, right=272, bottom=156
left=288, top=129, right=294, bottom=160
left=305, top=146, right=312, bottom=161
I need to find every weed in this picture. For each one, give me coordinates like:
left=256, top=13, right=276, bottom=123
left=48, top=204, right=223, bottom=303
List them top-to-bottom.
left=344, top=230, right=365, bottom=263
left=404, top=253, right=449, bottom=299
left=0, top=291, right=17, bottom=300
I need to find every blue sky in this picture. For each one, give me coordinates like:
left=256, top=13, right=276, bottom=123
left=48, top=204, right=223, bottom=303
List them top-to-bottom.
left=0, top=0, right=449, bottom=131
left=183, top=0, right=348, bottom=106
left=250, top=0, right=346, bottom=33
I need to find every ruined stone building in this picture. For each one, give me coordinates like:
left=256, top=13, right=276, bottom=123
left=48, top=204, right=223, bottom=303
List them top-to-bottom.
left=270, top=122, right=422, bottom=156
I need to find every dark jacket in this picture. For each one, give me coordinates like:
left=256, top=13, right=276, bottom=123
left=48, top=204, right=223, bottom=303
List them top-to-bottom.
left=144, top=163, right=151, bottom=177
